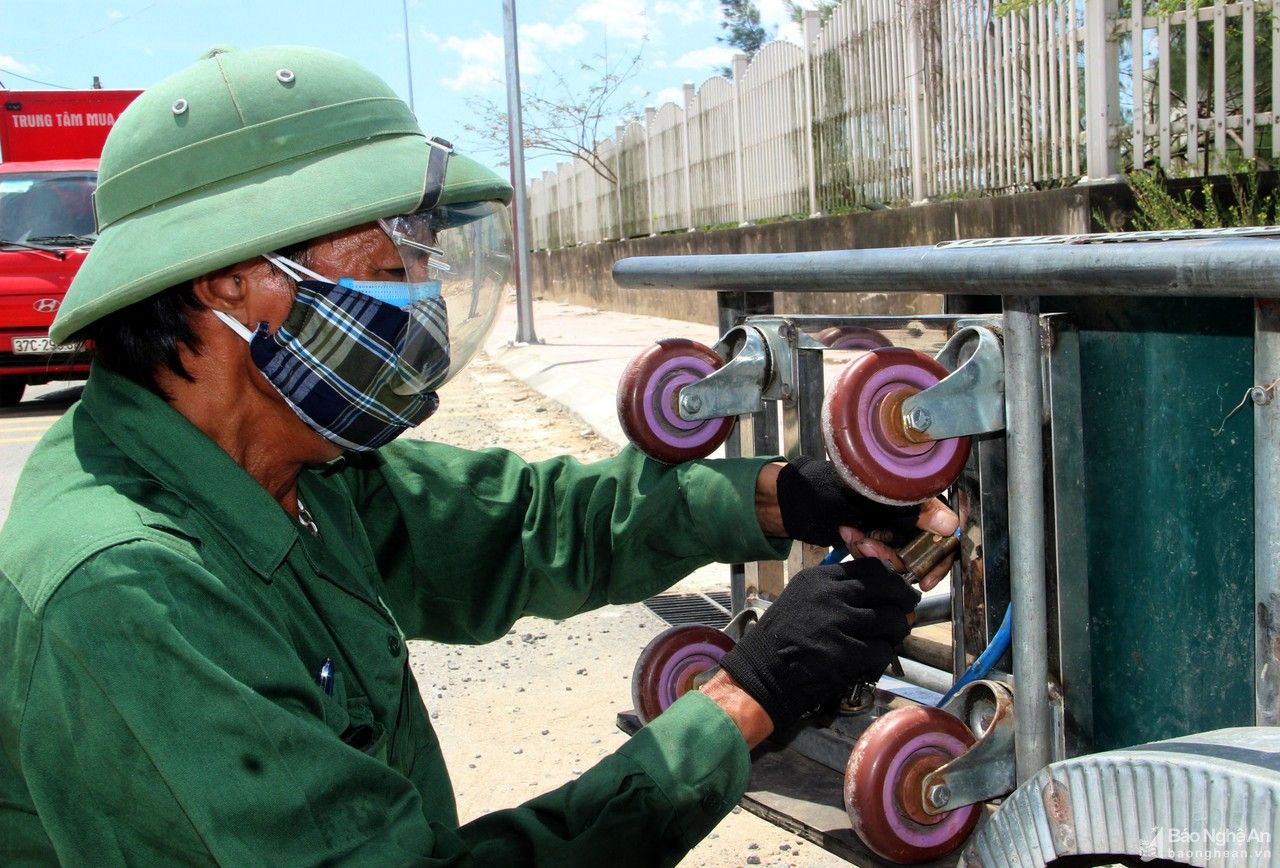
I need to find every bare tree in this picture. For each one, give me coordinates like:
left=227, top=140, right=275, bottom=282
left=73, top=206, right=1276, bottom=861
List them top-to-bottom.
left=465, top=45, right=646, bottom=187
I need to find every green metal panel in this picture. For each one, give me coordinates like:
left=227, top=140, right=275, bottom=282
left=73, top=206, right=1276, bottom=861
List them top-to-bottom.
left=1051, top=297, right=1255, bottom=750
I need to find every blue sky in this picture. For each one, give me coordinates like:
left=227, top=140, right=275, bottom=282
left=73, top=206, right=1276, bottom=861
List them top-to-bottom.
left=0, top=0, right=810, bottom=176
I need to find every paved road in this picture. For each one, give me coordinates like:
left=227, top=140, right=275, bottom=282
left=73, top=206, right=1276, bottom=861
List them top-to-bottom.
left=0, top=380, right=84, bottom=528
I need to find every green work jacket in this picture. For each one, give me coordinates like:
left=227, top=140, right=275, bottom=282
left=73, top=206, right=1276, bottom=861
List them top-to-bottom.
left=0, top=366, right=790, bottom=866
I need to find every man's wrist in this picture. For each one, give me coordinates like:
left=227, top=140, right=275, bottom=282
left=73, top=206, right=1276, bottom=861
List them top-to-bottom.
left=754, top=461, right=787, bottom=538
left=699, top=668, right=774, bottom=749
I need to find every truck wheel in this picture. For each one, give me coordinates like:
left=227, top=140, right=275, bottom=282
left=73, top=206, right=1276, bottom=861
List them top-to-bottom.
left=0, top=379, right=26, bottom=407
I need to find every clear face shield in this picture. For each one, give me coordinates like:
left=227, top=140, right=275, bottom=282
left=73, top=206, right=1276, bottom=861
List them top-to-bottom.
left=367, top=200, right=513, bottom=395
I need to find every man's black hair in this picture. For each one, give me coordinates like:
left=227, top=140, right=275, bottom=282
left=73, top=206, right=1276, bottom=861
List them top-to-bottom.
left=80, top=282, right=205, bottom=399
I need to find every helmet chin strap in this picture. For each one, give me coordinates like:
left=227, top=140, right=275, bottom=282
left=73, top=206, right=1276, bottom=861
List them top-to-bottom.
left=417, top=137, right=453, bottom=212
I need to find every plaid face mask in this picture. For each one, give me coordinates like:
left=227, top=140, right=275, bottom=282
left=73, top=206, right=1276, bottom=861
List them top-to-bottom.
left=213, top=276, right=450, bottom=452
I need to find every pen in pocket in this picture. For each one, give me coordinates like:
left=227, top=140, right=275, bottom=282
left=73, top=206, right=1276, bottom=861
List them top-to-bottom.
left=318, top=658, right=334, bottom=696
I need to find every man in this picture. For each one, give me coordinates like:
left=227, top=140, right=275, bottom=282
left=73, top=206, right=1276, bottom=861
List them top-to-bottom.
left=0, top=47, right=955, bottom=865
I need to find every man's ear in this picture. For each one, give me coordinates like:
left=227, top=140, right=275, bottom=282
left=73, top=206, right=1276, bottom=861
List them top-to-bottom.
left=192, top=258, right=285, bottom=317
left=192, top=264, right=250, bottom=314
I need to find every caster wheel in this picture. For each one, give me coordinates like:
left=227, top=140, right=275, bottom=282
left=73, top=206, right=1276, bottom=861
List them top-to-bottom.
left=815, top=326, right=893, bottom=351
left=617, top=338, right=736, bottom=464
left=822, top=347, right=971, bottom=505
left=631, top=624, right=735, bottom=725
left=845, top=705, right=980, bottom=864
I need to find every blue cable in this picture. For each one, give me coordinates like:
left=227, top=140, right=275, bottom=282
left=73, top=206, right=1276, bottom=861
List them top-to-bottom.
left=822, top=540, right=1012, bottom=708
left=820, top=545, right=849, bottom=566
left=937, top=603, right=1012, bottom=707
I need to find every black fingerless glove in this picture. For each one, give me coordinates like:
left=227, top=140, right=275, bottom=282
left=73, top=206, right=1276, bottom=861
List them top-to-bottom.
left=775, top=455, right=921, bottom=547
left=718, top=558, right=921, bottom=733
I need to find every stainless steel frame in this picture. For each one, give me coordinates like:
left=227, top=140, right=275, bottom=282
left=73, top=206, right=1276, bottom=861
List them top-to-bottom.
left=618, top=227, right=1280, bottom=784
left=613, top=235, right=1280, bottom=297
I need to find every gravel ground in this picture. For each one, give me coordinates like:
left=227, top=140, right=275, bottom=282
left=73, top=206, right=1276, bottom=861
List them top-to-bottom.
left=405, top=354, right=846, bottom=867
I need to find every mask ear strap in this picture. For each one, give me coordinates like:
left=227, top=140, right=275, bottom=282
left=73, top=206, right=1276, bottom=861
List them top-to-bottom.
left=264, top=252, right=332, bottom=284
left=211, top=309, right=257, bottom=341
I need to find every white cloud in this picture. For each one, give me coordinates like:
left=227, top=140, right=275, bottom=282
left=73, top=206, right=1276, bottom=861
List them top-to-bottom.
left=575, top=0, right=648, bottom=40
left=654, top=0, right=714, bottom=26
left=758, top=0, right=791, bottom=29
left=106, top=8, right=125, bottom=20
left=774, top=19, right=804, bottom=45
left=520, top=21, right=587, bottom=51
left=438, top=32, right=505, bottom=92
left=671, top=46, right=735, bottom=70
left=0, top=55, right=36, bottom=76
left=655, top=86, right=686, bottom=108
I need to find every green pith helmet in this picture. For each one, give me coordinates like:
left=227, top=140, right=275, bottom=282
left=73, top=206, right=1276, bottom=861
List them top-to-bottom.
left=51, top=45, right=513, bottom=345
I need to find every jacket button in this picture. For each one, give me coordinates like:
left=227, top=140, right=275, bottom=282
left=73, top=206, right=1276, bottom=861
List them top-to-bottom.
left=387, top=634, right=402, bottom=657
left=700, top=793, right=722, bottom=813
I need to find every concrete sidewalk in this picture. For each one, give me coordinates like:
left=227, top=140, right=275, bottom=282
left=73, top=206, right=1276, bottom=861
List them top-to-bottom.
left=485, top=297, right=720, bottom=453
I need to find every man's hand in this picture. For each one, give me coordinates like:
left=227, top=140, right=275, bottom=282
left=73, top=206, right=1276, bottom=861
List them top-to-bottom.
left=755, top=458, right=959, bottom=590
left=838, top=520, right=956, bottom=592
left=714, top=558, right=920, bottom=735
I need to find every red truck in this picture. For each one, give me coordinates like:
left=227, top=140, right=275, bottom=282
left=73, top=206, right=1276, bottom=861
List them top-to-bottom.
left=0, top=88, right=140, bottom=405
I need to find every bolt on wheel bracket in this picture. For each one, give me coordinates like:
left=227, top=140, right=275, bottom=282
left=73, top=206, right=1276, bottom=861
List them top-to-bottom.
left=677, top=326, right=774, bottom=421
left=901, top=326, right=1006, bottom=441
left=920, top=680, right=1018, bottom=815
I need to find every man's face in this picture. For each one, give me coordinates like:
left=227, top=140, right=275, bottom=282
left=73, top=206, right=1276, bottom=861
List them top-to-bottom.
left=251, top=222, right=407, bottom=331
left=305, top=222, right=414, bottom=283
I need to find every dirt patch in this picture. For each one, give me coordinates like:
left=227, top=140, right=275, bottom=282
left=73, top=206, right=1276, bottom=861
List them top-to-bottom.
left=403, top=354, right=844, bottom=867
left=413, top=354, right=614, bottom=463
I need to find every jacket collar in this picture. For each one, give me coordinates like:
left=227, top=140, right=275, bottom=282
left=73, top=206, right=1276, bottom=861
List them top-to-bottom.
left=81, top=365, right=297, bottom=580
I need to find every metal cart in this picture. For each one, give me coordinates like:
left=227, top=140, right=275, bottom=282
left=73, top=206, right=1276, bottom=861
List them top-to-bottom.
left=614, top=228, right=1280, bottom=866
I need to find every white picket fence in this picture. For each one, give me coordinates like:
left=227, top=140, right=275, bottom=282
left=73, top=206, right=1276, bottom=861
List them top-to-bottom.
left=528, top=0, right=1280, bottom=249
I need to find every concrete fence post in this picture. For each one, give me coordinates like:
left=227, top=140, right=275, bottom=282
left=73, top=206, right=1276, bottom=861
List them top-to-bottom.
left=1083, top=0, right=1121, bottom=180
left=905, top=2, right=932, bottom=203
left=803, top=10, right=821, bottom=216
left=732, top=53, right=749, bottom=225
left=682, top=82, right=695, bottom=231
left=644, top=105, right=657, bottom=236
left=614, top=123, right=626, bottom=238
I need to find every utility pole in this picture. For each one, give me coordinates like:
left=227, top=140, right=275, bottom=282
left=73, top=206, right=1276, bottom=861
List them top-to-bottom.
left=401, top=0, right=416, bottom=114
left=502, top=0, right=538, bottom=343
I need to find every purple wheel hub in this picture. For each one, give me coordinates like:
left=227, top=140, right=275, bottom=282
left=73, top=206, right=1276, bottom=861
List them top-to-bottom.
left=618, top=339, right=736, bottom=464
left=640, top=355, right=729, bottom=449
left=855, top=363, right=961, bottom=481
left=631, top=624, right=736, bottom=724
left=654, top=640, right=729, bottom=710
left=881, top=733, right=977, bottom=846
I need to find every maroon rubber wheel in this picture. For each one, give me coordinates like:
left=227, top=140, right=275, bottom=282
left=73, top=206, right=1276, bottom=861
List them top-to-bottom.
left=815, top=326, right=893, bottom=352
left=616, top=338, right=736, bottom=464
left=822, top=347, right=972, bottom=505
left=631, top=625, right=736, bottom=725
left=845, top=705, right=980, bottom=864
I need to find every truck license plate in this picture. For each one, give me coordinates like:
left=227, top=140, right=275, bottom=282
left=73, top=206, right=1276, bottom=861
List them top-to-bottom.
left=11, top=336, right=84, bottom=354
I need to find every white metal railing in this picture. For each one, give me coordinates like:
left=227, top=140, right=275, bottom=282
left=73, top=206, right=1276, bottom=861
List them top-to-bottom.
left=527, top=0, right=1278, bottom=250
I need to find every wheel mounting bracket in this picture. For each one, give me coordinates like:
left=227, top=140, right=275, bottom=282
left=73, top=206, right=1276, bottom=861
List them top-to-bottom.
left=677, top=326, right=772, bottom=421
left=900, top=326, right=1006, bottom=442
left=921, top=680, right=1018, bottom=815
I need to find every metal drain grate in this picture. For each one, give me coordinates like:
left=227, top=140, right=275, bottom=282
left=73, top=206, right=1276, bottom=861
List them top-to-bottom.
left=642, top=590, right=733, bottom=629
